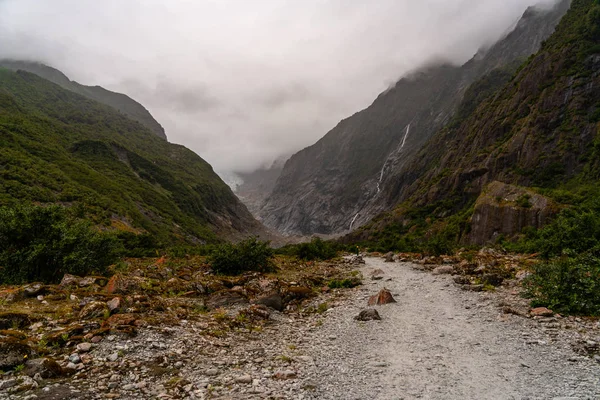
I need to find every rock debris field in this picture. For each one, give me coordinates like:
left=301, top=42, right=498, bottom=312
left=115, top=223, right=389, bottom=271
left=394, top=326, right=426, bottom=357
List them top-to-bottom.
left=2, top=256, right=600, bottom=399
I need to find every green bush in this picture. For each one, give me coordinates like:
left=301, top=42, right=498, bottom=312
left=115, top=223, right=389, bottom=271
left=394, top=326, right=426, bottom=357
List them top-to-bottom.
left=0, top=205, right=121, bottom=284
left=208, top=237, right=274, bottom=275
left=293, top=238, right=338, bottom=261
left=524, top=254, right=600, bottom=315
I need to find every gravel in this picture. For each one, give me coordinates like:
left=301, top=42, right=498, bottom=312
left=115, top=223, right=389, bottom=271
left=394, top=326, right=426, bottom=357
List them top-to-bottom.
left=3, top=257, right=599, bottom=399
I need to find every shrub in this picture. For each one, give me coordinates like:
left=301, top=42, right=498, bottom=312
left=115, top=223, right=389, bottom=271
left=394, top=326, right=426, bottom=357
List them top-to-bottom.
left=0, top=204, right=121, bottom=284
left=209, top=237, right=274, bottom=275
left=293, top=238, right=338, bottom=261
left=524, top=254, right=600, bottom=316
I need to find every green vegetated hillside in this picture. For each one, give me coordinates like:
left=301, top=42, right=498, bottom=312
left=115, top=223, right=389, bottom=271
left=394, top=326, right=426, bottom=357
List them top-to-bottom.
left=347, top=0, right=600, bottom=254
left=0, top=60, right=167, bottom=140
left=0, top=67, right=264, bottom=245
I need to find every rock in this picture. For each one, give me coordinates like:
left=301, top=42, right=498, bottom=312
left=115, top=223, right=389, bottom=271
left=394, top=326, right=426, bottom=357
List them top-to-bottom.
left=468, top=181, right=555, bottom=245
left=384, top=252, right=395, bottom=262
left=350, top=255, right=365, bottom=265
left=432, top=266, right=454, bottom=275
left=371, top=269, right=385, bottom=280
left=482, top=273, right=504, bottom=286
left=60, top=274, right=81, bottom=287
left=105, top=274, right=147, bottom=295
left=23, top=283, right=46, bottom=297
left=461, top=284, right=484, bottom=292
left=284, top=286, right=313, bottom=300
left=0, top=288, right=26, bottom=303
left=367, top=288, right=397, bottom=306
left=206, top=290, right=248, bottom=309
left=254, top=294, right=284, bottom=311
left=106, top=297, right=122, bottom=313
left=79, top=301, right=110, bottom=320
left=245, top=305, right=271, bottom=320
left=530, top=307, right=553, bottom=317
left=354, top=309, right=382, bottom=321
left=0, top=312, right=31, bottom=330
left=0, top=338, right=32, bottom=369
left=76, top=342, right=92, bottom=353
left=69, top=353, right=81, bottom=364
left=107, top=353, right=119, bottom=362
left=23, top=358, right=63, bottom=379
left=205, top=368, right=219, bottom=376
left=273, top=370, right=297, bottom=380
left=235, top=374, right=252, bottom=384
left=0, top=378, right=17, bottom=390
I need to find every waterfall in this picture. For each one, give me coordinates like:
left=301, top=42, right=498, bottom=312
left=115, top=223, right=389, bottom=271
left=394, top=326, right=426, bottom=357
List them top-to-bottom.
left=401, top=123, right=410, bottom=148
left=349, top=213, right=360, bottom=231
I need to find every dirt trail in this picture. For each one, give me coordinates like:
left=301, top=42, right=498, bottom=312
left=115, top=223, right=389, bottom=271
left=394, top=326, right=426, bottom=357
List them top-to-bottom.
left=302, top=258, right=600, bottom=399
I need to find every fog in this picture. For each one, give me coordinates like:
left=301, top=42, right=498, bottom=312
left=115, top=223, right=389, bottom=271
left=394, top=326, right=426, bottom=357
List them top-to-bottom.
left=0, top=0, right=560, bottom=176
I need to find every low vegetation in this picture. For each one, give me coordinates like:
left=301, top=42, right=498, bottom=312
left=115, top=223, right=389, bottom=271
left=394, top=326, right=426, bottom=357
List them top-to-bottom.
left=0, top=204, right=120, bottom=284
left=208, top=237, right=275, bottom=275
left=276, top=237, right=339, bottom=261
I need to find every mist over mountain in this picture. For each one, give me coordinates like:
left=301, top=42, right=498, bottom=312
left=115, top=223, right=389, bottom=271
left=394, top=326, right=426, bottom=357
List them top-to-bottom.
left=0, top=0, right=561, bottom=176
left=260, top=0, right=571, bottom=236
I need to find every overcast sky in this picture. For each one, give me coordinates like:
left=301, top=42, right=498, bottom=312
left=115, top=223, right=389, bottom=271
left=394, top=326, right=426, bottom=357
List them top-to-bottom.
left=0, top=0, right=559, bottom=176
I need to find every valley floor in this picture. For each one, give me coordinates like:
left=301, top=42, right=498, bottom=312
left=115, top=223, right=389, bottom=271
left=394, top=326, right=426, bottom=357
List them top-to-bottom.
left=4, top=257, right=600, bottom=400
left=306, top=258, right=600, bottom=399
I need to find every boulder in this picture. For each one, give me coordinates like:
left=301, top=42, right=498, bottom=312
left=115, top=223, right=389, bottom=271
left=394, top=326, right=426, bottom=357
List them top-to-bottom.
left=468, top=181, right=555, bottom=245
left=384, top=252, right=395, bottom=262
left=350, top=255, right=365, bottom=265
left=432, top=266, right=454, bottom=275
left=370, top=269, right=385, bottom=280
left=105, top=274, right=148, bottom=295
left=367, top=289, right=397, bottom=306
left=206, top=290, right=248, bottom=309
left=254, top=294, right=284, bottom=311
left=106, top=297, right=122, bottom=313
left=79, top=301, right=110, bottom=320
left=530, top=307, right=553, bottom=317
left=354, top=309, right=382, bottom=321
left=0, top=312, right=31, bottom=330
left=0, top=338, right=32, bottom=369
left=23, top=358, right=63, bottom=379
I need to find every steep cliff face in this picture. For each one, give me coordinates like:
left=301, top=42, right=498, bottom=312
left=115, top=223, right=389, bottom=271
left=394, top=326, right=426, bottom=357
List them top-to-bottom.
left=260, top=0, right=570, bottom=236
left=348, top=0, right=600, bottom=247
left=0, top=60, right=167, bottom=140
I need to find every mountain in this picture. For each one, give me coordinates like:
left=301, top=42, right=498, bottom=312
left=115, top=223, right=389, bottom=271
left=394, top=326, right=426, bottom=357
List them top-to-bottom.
left=260, top=0, right=571, bottom=236
left=347, top=0, right=600, bottom=249
left=0, top=60, right=167, bottom=140
left=0, top=67, right=268, bottom=244
left=234, top=156, right=288, bottom=216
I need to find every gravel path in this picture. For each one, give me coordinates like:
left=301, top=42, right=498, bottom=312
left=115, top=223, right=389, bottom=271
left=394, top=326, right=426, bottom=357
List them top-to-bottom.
left=300, top=257, right=600, bottom=400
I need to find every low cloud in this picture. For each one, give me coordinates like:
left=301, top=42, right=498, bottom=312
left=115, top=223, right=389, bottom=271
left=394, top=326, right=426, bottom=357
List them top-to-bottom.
left=0, top=0, right=561, bottom=174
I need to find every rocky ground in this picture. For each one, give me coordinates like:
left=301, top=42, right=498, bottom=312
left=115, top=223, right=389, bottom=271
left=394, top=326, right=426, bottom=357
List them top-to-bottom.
left=1, top=252, right=599, bottom=399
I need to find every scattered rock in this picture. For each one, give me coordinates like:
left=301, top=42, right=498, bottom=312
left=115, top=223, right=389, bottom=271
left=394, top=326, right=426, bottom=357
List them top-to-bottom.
left=384, top=252, right=395, bottom=262
left=432, top=266, right=454, bottom=275
left=370, top=269, right=385, bottom=280
left=367, top=288, right=397, bottom=306
left=206, top=290, right=249, bottom=309
left=254, top=294, right=284, bottom=311
left=106, top=297, right=122, bottom=313
left=79, top=301, right=110, bottom=320
left=530, top=307, right=554, bottom=317
left=354, top=309, right=382, bottom=321
left=0, top=312, right=31, bottom=330
left=0, top=338, right=32, bottom=369
left=76, top=342, right=92, bottom=353
left=23, top=358, right=64, bottom=379
left=273, top=370, right=297, bottom=380
left=235, top=374, right=252, bottom=384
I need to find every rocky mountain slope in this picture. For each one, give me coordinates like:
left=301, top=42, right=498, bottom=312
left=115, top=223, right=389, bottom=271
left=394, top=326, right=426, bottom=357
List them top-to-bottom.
left=260, top=0, right=571, bottom=236
left=348, top=0, right=600, bottom=248
left=0, top=60, right=167, bottom=140
left=0, top=67, right=267, bottom=243
left=234, top=157, right=287, bottom=216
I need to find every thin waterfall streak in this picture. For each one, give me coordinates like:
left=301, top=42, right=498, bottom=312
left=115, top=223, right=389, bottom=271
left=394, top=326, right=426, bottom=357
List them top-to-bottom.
left=349, top=213, right=360, bottom=231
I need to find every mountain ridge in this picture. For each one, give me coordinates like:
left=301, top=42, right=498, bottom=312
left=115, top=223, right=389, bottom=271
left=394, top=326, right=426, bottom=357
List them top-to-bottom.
left=260, top=0, right=571, bottom=236
left=0, top=59, right=167, bottom=140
